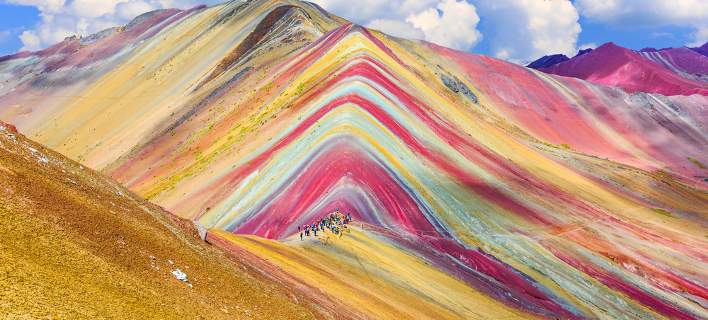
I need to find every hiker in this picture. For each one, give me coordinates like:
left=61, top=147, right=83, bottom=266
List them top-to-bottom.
left=294, top=210, right=357, bottom=241
left=321, top=232, right=330, bottom=245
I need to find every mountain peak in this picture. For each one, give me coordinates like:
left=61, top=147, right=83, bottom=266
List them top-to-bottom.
left=593, top=41, right=629, bottom=53
left=691, top=41, right=708, bottom=57
left=574, top=48, right=593, bottom=57
left=526, top=53, right=569, bottom=69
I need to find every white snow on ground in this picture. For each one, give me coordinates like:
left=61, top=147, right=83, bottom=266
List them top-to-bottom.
left=27, top=147, right=50, bottom=164
left=195, top=222, right=208, bottom=241
left=171, top=268, right=188, bottom=282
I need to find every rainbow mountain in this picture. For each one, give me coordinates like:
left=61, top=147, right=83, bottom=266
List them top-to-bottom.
left=1, top=0, right=707, bottom=319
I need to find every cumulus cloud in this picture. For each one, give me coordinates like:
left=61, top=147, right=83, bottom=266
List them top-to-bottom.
left=6, top=0, right=221, bottom=51
left=8, top=0, right=65, bottom=13
left=312, top=0, right=482, bottom=50
left=312, top=0, right=438, bottom=24
left=407, top=0, right=482, bottom=50
left=474, top=0, right=581, bottom=63
left=575, top=0, right=708, bottom=47
left=367, top=19, right=424, bottom=40
left=688, top=27, right=708, bottom=47
left=18, top=30, right=40, bottom=49
left=579, top=42, right=597, bottom=50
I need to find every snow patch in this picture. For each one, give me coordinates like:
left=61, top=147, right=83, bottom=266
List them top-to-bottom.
left=27, top=146, right=50, bottom=164
left=194, top=222, right=208, bottom=241
left=171, top=268, right=189, bottom=282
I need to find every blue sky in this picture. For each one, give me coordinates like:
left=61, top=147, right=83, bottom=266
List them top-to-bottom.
left=0, top=0, right=705, bottom=62
left=0, top=4, right=39, bottom=56
left=575, top=18, right=697, bottom=51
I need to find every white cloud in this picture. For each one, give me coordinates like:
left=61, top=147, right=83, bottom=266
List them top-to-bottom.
left=6, top=0, right=222, bottom=51
left=7, top=0, right=65, bottom=13
left=312, top=0, right=482, bottom=50
left=312, top=0, right=438, bottom=24
left=407, top=0, right=482, bottom=50
left=474, top=0, right=581, bottom=63
left=575, top=0, right=708, bottom=47
left=575, top=0, right=707, bottom=24
left=115, top=1, right=156, bottom=20
left=367, top=19, right=424, bottom=40
left=688, top=27, right=708, bottom=47
left=17, top=30, right=40, bottom=49
left=579, top=42, right=597, bottom=50
left=495, top=48, right=511, bottom=60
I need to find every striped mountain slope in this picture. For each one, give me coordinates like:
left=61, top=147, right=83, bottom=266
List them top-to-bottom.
left=1, top=1, right=707, bottom=319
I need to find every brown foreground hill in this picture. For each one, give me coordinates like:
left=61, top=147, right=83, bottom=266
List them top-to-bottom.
left=0, top=120, right=323, bottom=319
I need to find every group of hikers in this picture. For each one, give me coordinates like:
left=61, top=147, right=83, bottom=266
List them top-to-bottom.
left=299, top=209, right=353, bottom=243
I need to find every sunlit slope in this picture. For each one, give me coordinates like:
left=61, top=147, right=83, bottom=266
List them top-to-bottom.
left=0, top=0, right=706, bottom=319
left=0, top=122, right=322, bottom=319
left=209, top=229, right=539, bottom=320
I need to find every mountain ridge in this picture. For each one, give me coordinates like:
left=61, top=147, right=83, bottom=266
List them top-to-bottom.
left=1, top=1, right=707, bottom=319
left=528, top=41, right=708, bottom=95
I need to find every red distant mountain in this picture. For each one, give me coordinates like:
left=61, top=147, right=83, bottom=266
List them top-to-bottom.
left=530, top=42, right=708, bottom=96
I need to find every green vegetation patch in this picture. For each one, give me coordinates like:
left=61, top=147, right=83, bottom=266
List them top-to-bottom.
left=687, top=157, right=706, bottom=169
left=651, top=208, right=673, bottom=218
